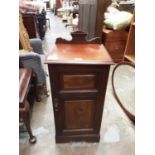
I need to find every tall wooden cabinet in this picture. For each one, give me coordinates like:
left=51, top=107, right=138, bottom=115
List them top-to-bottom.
left=45, top=32, right=113, bottom=143
left=47, top=64, right=110, bottom=143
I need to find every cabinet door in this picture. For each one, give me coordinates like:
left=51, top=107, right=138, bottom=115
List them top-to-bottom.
left=48, top=64, right=110, bottom=142
left=55, top=97, right=98, bottom=135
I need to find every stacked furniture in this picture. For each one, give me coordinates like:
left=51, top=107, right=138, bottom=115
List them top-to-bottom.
left=22, top=11, right=47, bottom=40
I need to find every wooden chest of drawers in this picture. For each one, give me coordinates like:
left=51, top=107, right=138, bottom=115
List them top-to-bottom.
left=102, top=28, right=128, bottom=63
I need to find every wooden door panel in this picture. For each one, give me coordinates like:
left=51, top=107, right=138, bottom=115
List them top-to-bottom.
left=48, top=64, right=110, bottom=142
left=61, top=74, right=96, bottom=90
left=64, top=100, right=95, bottom=129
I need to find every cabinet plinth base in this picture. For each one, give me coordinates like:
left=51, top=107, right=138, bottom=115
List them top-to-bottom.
left=56, top=134, right=100, bottom=143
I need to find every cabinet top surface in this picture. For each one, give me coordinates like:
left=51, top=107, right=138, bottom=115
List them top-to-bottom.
left=45, top=44, right=114, bottom=65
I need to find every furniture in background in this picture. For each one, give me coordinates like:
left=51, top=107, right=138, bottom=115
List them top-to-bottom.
left=55, top=0, right=62, bottom=15
left=78, top=0, right=111, bottom=39
left=78, top=0, right=97, bottom=39
left=36, top=11, right=47, bottom=39
left=22, top=12, right=47, bottom=40
left=22, top=13, right=38, bottom=38
left=123, top=17, right=135, bottom=64
left=102, top=27, right=128, bottom=63
left=45, top=31, right=114, bottom=143
left=19, top=38, right=48, bottom=97
left=19, top=68, right=37, bottom=144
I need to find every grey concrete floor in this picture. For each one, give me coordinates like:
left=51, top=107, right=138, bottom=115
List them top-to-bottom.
left=19, top=12, right=135, bottom=155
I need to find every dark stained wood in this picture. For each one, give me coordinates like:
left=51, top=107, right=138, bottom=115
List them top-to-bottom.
left=95, top=0, right=111, bottom=37
left=22, top=13, right=37, bottom=38
left=124, top=23, right=135, bottom=64
left=102, top=28, right=128, bottom=63
left=56, top=31, right=101, bottom=44
left=45, top=34, right=113, bottom=143
left=47, top=64, right=111, bottom=143
left=19, top=69, right=37, bottom=144
left=19, top=69, right=32, bottom=107
left=62, top=74, right=96, bottom=90
left=65, top=100, right=95, bottom=129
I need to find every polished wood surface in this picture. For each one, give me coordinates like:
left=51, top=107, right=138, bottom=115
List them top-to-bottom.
left=45, top=34, right=113, bottom=143
left=45, top=44, right=113, bottom=65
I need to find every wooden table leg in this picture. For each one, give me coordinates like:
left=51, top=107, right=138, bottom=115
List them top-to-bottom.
left=20, top=100, right=37, bottom=144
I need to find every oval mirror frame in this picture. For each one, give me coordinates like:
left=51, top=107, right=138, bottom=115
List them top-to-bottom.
left=111, top=61, right=135, bottom=123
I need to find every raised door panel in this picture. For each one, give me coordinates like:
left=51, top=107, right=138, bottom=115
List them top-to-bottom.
left=48, top=64, right=110, bottom=142
left=61, top=74, right=96, bottom=90
left=57, top=97, right=98, bottom=136
left=64, top=99, right=95, bottom=129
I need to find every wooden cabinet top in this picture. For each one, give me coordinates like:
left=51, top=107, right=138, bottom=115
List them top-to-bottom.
left=45, top=44, right=114, bottom=65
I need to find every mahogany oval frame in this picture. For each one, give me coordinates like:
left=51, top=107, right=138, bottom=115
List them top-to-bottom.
left=111, top=61, right=135, bottom=123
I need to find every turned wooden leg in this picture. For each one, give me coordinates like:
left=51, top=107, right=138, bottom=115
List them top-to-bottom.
left=20, top=100, right=37, bottom=144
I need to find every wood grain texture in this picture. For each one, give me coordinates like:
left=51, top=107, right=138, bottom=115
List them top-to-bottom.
left=102, top=28, right=128, bottom=63
left=46, top=37, right=113, bottom=142
left=45, top=44, right=113, bottom=65
left=48, top=64, right=110, bottom=142
left=62, top=74, right=96, bottom=90
left=65, top=100, right=95, bottom=129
